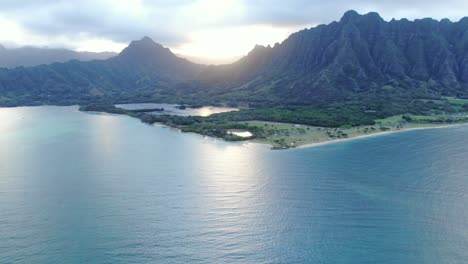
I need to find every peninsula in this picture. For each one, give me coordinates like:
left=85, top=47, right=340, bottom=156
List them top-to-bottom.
left=4, top=10, right=468, bottom=150
left=80, top=102, right=468, bottom=149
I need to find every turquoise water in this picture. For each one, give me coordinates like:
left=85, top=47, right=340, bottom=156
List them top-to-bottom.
left=0, top=106, right=467, bottom=263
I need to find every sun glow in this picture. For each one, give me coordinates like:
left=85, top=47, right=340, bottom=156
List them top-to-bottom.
left=0, top=0, right=312, bottom=63
left=172, top=24, right=308, bottom=64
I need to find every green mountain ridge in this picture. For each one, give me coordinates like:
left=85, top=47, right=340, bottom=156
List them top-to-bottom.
left=1, top=10, right=468, bottom=115
left=197, top=11, right=468, bottom=105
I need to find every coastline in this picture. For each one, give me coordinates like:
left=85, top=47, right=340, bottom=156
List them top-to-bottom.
left=3, top=105, right=466, bottom=151
left=83, top=108, right=467, bottom=150
left=277, top=123, right=465, bottom=150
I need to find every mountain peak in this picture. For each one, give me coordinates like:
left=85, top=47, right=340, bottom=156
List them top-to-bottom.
left=339, top=10, right=384, bottom=24
left=340, top=10, right=360, bottom=22
left=363, top=12, right=383, bottom=21
left=459, top=17, right=468, bottom=25
left=440, top=18, right=452, bottom=24
left=114, top=36, right=199, bottom=73
left=118, top=36, right=173, bottom=61
left=127, top=36, right=164, bottom=50
left=139, top=36, right=160, bottom=46
left=141, top=36, right=153, bottom=41
left=247, top=44, right=271, bottom=57
left=252, top=44, right=268, bottom=51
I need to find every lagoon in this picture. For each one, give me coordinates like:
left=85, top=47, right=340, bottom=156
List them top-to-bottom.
left=116, top=103, right=239, bottom=117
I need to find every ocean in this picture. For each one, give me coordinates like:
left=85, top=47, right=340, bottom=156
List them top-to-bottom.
left=1, top=106, right=467, bottom=263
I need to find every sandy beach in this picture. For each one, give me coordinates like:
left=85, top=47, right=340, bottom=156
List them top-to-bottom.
left=289, top=123, right=466, bottom=150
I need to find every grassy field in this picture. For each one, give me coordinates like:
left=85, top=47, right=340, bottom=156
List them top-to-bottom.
left=81, top=103, right=468, bottom=150
left=243, top=114, right=468, bottom=149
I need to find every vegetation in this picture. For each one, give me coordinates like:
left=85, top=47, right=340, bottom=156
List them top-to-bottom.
left=2, top=12, right=468, bottom=113
left=6, top=12, right=468, bottom=149
left=79, top=103, right=259, bottom=141
left=80, top=103, right=468, bottom=149
left=247, top=113, right=468, bottom=149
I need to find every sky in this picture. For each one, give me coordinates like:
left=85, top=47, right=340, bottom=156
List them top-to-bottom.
left=0, top=0, right=467, bottom=64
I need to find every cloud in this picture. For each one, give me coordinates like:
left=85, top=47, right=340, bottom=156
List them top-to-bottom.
left=0, top=0, right=466, bottom=57
left=1, top=0, right=189, bottom=45
left=238, top=0, right=468, bottom=26
left=172, top=24, right=305, bottom=63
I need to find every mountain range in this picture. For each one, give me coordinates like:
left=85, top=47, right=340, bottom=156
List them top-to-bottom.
left=1, top=10, right=468, bottom=114
left=197, top=10, right=468, bottom=105
left=0, top=45, right=116, bottom=68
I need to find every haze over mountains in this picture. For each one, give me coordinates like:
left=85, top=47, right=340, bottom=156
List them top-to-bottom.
left=1, top=10, right=468, bottom=110
left=0, top=45, right=117, bottom=68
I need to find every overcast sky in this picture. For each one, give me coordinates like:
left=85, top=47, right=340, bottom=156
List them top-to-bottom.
left=0, top=0, right=467, bottom=64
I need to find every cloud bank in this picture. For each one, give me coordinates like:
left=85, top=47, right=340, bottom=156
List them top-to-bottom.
left=0, top=0, right=467, bottom=62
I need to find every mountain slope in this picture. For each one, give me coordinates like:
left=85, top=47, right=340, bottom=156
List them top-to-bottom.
left=1, top=11, right=468, bottom=110
left=198, top=11, right=468, bottom=105
left=0, top=37, right=204, bottom=106
left=0, top=45, right=116, bottom=68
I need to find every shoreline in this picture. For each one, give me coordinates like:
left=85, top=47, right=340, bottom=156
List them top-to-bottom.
left=3, top=105, right=466, bottom=151
left=75, top=106, right=468, bottom=151
left=86, top=109, right=467, bottom=150
left=279, top=123, right=465, bottom=150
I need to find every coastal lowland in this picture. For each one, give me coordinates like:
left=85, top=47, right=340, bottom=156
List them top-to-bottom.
left=3, top=11, right=468, bottom=151
left=80, top=97, right=468, bottom=149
